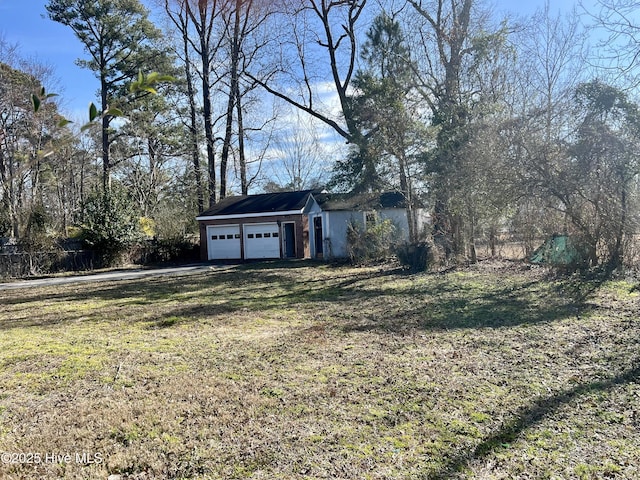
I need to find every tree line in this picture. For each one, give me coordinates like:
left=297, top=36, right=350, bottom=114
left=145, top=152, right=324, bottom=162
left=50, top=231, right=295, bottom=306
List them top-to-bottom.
left=1, top=0, right=639, bottom=270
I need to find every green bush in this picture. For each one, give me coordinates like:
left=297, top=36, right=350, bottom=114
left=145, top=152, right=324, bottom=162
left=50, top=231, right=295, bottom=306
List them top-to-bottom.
left=81, top=188, right=143, bottom=266
left=22, top=203, right=55, bottom=249
left=0, top=207, right=10, bottom=237
left=347, top=217, right=397, bottom=264
left=130, top=237, right=199, bottom=265
left=395, top=241, right=436, bottom=272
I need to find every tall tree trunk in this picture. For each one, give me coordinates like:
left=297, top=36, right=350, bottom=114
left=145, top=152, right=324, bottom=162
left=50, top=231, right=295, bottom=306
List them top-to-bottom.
left=166, top=0, right=206, bottom=212
left=181, top=0, right=222, bottom=208
left=220, top=0, right=242, bottom=200
left=409, top=0, right=474, bottom=260
left=183, top=18, right=204, bottom=213
left=201, top=60, right=216, bottom=207
left=200, top=72, right=216, bottom=205
left=101, top=73, right=111, bottom=192
left=219, top=79, right=236, bottom=200
left=236, top=85, right=248, bottom=195
left=219, top=95, right=234, bottom=199
left=6, top=148, right=19, bottom=238
left=398, top=154, right=416, bottom=243
left=609, top=187, right=627, bottom=271
left=468, top=207, right=477, bottom=263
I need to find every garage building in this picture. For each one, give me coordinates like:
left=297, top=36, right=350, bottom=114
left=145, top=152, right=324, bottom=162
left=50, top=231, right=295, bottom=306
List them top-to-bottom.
left=196, top=190, right=314, bottom=261
left=197, top=190, right=431, bottom=262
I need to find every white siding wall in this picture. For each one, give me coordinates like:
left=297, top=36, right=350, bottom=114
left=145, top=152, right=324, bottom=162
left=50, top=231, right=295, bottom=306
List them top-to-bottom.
left=310, top=208, right=432, bottom=260
left=379, top=208, right=432, bottom=241
left=415, top=208, right=432, bottom=239
left=379, top=209, right=409, bottom=241
left=324, top=211, right=364, bottom=259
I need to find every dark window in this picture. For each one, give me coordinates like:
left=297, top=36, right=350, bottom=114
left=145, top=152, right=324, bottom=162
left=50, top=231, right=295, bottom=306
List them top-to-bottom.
left=366, top=212, right=377, bottom=225
left=273, top=232, right=279, bottom=238
left=256, top=233, right=263, bottom=238
left=264, top=233, right=271, bottom=238
left=227, top=234, right=234, bottom=239
left=235, top=234, right=240, bottom=239
left=248, top=234, right=254, bottom=239
left=211, top=235, right=218, bottom=240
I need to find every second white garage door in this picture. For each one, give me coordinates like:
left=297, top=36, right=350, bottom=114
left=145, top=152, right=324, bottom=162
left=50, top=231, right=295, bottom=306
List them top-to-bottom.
left=244, top=223, right=280, bottom=259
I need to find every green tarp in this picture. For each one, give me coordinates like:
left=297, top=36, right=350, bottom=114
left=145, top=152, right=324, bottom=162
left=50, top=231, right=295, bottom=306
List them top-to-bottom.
left=530, top=234, right=583, bottom=266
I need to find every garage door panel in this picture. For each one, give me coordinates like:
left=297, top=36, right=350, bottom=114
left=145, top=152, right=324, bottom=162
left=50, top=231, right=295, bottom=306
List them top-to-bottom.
left=244, top=223, right=280, bottom=259
left=207, top=225, right=241, bottom=260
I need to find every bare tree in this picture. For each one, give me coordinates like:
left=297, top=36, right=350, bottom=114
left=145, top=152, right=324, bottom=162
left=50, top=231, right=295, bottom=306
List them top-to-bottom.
left=164, top=0, right=205, bottom=212
left=166, top=0, right=275, bottom=202
left=173, top=0, right=228, bottom=207
left=218, top=0, right=274, bottom=197
left=247, top=0, right=376, bottom=189
left=405, top=0, right=484, bottom=257
left=587, top=0, right=640, bottom=86
left=516, top=1, right=590, bottom=141
left=502, top=2, right=592, bottom=255
left=0, top=45, right=64, bottom=240
left=231, top=93, right=279, bottom=195
left=268, top=109, right=328, bottom=191
left=50, top=131, right=97, bottom=236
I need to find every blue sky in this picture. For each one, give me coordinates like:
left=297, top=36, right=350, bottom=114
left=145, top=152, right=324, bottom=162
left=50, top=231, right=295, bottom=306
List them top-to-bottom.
left=0, top=0, right=586, bottom=119
left=0, top=0, right=97, bottom=118
left=494, top=0, right=583, bottom=15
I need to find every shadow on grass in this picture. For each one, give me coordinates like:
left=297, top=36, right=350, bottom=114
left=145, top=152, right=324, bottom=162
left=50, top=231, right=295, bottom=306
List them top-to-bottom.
left=1, top=261, right=635, bottom=479
left=0, top=262, right=607, bottom=333
left=0, top=264, right=338, bottom=329
left=0, top=270, right=234, bottom=329
left=336, top=272, right=607, bottom=333
left=428, top=359, right=640, bottom=479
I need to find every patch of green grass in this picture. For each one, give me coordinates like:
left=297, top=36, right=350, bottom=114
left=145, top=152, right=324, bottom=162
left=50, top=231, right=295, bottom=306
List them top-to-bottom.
left=603, top=279, right=639, bottom=298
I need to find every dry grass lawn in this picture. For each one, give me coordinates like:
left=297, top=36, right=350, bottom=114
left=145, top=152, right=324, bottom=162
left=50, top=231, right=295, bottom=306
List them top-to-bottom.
left=0, top=260, right=638, bottom=479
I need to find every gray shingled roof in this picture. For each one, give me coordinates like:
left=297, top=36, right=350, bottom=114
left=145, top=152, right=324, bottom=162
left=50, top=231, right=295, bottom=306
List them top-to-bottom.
left=197, top=190, right=413, bottom=219
left=198, top=190, right=316, bottom=217
left=314, top=191, right=409, bottom=211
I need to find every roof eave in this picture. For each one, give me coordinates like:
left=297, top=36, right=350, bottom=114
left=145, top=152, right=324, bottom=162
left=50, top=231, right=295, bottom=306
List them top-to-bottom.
left=196, top=209, right=305, bottom=222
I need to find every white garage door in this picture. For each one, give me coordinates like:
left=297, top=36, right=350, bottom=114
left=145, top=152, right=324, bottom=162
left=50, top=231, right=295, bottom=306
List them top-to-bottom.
left=244, top=223, right=280, bottom=259
left=207, top=225, right=241, bottom=260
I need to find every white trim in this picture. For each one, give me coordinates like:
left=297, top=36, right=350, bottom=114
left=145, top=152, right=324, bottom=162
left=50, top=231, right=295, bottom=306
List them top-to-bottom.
left=303, top=194, right=322, bottom=214
left=196, top=209, right=303, bottom=221
left=323, top=211, right=331, bottom=258
left=310, top=212, right=326, bottom=259
left=243, top=221, right=280, bottom=229
left=205, top=222, right=241, bottom=228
